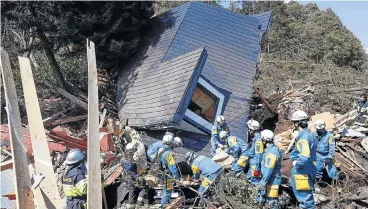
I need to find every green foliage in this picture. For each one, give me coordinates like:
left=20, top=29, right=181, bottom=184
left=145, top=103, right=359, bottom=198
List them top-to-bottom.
left=1, top=1, right=154, bottom=120
left=235, top=1, right=366, bottom=70
left=56, top=2, right=154, bottom=70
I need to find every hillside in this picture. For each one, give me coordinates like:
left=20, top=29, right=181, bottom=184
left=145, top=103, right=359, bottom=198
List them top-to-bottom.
left=229, top=1, right=368, bottom=113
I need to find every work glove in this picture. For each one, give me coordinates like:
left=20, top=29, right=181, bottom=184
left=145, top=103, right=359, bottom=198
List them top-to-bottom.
left=325, top=158, right=332, bottom=164
left=252, top=170, right=260, bottom=177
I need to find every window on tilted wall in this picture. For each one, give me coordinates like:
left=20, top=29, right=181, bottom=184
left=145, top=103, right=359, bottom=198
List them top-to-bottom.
left=185, top=78, right=225, bottom=133
left=188, top=85, right=217, bottom=122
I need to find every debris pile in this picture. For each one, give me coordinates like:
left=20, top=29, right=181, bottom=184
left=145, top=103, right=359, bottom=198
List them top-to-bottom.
left=267, top=86, right=368, bottom=208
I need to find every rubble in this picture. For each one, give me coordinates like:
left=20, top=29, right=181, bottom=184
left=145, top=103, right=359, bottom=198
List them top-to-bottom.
left=268, top=86, right=368, bottom=208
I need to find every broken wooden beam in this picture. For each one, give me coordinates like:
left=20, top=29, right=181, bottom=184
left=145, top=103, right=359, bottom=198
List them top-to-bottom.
left=87, top=40, right=102, bottom=209
left=1, top=49, right=35, bottom=208
left=19, top=56, right=62, bottom=208
left=253, top=85, right=274, bottom=113
left=54, top=86, right=88, bottom=110
left=42, top=106, right=74, bottom=124
left=44, top=115, right=87, bottom=126
left=337, top=146, right=366, bottom=172
left=0, top=160, right=13, bottom=171
left=166, top=196, right=184, bottom=209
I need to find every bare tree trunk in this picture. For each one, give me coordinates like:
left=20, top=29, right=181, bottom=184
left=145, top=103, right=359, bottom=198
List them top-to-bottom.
left=28, top=3, right=67, bottom=90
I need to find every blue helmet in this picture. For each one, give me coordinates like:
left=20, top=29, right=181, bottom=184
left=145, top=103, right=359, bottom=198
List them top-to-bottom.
left=65, top=149, right=85, bottom=165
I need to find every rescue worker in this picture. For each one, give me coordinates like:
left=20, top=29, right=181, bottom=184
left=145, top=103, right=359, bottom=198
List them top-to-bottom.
left=355, top=94, right=368, bottom=115
left=355, top=94, right=368, bottom=126
left=290, top=110, right=317, bottom=209
left=211, top=115, right=230, bottom=156
left=246, top=119, right=263, bottom=185
left=313, top=119, right=337, bottom=181
left=256, top=130, right=282, bottom=208
left=220, top=131, right=251, bottom=177
left=147, top=133, right=183, bottom=161
left=152, top=136, right=180, bottom=208
left=120, top=143, right=149, bottom=208
left=62, top=149, right=87, bottom=209
left=185, top=152, right=223, bottom=194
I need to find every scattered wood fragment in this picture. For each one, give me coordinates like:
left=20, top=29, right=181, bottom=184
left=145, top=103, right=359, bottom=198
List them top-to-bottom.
left=54, top=86, right=88, bottom=110
left=42, top=106, right=74, bottom=124
left=44, top=115, right=88, bottom=126
left=337, top=146, right=366, bottom=172
left=166, top=196, right=184, bottom=209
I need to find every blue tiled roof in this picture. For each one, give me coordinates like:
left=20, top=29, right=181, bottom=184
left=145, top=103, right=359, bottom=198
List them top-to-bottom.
left=117, top=2, right=271, bottom=138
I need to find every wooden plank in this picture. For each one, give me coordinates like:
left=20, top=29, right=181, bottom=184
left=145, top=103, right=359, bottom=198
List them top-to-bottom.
left=87, top=40, right=102, bottom=209
left=1, top=49, right=35, bottom=209
left=18, top=56, right=61, bottom=208
left=54, top=86, right=88, bottom=110
left=44, top=115, right=87, bottom=126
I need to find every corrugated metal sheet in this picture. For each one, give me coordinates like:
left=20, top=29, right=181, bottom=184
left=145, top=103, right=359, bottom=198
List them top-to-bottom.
left=161, top=2, right=268, bottom=138
left=248, top=11, right=273, bottom=34
left=118, top=48, right=207, bottom=127
left=0, top=169, right=16, bottom=208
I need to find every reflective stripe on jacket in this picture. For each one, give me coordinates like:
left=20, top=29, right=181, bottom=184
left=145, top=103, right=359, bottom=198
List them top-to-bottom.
left=290, top=128, right=317, bottom=169
left=313, top=130, right=335, bottom=159
left=249, top=132, right=263, bottom=171
left=226, top=136, right=251, bottom=159
left=259, top=144, right=282, bottom=186
left=159, top=145, right=180, bottom=180
left=191, top=155, right=221, bottom=179
left=62, top=164, right=87, bottom=198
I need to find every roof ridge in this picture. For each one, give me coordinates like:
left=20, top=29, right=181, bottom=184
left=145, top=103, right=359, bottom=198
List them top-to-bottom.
left=160, top=2, right=193, bottom=63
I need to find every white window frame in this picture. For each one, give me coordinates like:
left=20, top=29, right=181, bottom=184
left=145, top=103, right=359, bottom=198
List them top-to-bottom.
left=184, top=77, right=225, bottom=132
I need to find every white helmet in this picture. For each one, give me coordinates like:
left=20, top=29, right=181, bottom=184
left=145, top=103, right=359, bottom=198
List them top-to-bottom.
left=291, top=110, right=309, bottom=121
left=216, top=115, right=225, bottom=123
left=247, top=119, right=260, bottom=131
left=314, top=119, right=326, bottom=130
left=261, top=129, right=274, bottom=143
left=219, top=131, right=228, bottom=140
left=162, top=134, right=174, bottom=145
left=173, top=137, right=183, bottom=147
left=125, top=142, right=136, bottom=157
left=126, top=142, right=136, bottom=151
left=65, top=149, right=85, bottom=165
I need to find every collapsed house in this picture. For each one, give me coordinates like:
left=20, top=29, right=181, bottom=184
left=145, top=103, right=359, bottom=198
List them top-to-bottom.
left=116, top=2, right=272, bottom=160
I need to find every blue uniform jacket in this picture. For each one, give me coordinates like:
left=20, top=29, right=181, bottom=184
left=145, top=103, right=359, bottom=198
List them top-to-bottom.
left=211, top=122, right=230, bottom=145
left=290, top=128, right=317, bottom=169
left=312, top=130, right=335, bottom=160
left=248, top=132, right=263, bottom=171
left=226, top=136, right=251, bottom=159
left=147, top=141, right=163, bottom=160
left=259, top=144, right=282, bottom=186
left=159, top=145, right=180, bottom=180
left=191, top=155, right=222, bottom=179
left=120, top=159, right=138, bottom=180
left=62, top=164, right=88, bottom=198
